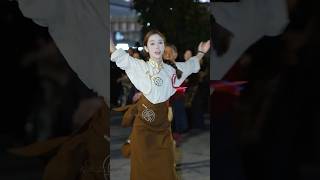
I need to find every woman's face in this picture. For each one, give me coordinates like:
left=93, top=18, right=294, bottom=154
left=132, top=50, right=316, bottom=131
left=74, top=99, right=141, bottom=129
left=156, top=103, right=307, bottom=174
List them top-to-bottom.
left=145, top=34, right=165, bottom=61
left=163, top=46, right=177, bottom=62
left=184, top=50, right=192, bottom=61
left=132, top=52, right=140, bottom=59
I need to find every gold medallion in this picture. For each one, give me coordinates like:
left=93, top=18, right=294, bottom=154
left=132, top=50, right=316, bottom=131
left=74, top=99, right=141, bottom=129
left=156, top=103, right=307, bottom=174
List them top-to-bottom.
left=141, top=104, right=155, bottom=123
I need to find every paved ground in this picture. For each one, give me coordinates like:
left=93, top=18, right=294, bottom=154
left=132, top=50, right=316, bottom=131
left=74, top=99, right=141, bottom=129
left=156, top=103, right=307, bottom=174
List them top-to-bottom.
left=110, top=112, right=211, bottom=180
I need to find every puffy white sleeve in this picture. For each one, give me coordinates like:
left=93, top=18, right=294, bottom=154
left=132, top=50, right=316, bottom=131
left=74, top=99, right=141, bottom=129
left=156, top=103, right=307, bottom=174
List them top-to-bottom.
left=17, top=0, right=109, bottom=104
left=210, top=0, right=289, bottom=80
left=263, top=0, right=289, bottom=36
left=111, top=49, right=152, bottom=94
left=174, top=56, right=201, bottom=87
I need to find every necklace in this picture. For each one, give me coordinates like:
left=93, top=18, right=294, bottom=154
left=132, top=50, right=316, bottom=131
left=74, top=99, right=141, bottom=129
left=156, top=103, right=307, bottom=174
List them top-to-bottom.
left=147, top=58, right=165, bottom=86
left=148, top=58, right=164, bottom=75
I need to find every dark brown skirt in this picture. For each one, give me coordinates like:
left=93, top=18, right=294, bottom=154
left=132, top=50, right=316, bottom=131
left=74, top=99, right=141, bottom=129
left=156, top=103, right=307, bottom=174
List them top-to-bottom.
left=130, top=95, right=177, bottom=180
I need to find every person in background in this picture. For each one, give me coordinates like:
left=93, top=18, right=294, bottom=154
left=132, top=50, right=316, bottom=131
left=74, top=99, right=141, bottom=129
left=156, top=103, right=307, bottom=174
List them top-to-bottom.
left=163, top=44, right=189, bottom=146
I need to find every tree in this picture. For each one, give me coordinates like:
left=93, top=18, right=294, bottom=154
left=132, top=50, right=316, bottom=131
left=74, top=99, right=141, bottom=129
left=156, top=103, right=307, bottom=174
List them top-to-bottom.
left=132, top=0, right=211, bottom=57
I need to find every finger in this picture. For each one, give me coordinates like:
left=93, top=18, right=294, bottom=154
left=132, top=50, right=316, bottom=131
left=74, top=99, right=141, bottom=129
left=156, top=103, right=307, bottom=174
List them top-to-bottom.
left=205, top=40, right=211, bottom=48
left=198, top=42, right=203, bottom=49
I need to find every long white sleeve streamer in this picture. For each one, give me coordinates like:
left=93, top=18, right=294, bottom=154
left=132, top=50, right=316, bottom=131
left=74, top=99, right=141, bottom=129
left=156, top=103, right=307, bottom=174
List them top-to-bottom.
left=17, top=0, right=110, bottom=105
left=210, top=0, right=289, bottom=80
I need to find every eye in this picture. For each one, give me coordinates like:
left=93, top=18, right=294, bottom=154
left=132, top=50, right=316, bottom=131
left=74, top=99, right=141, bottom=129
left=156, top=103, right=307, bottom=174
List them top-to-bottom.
left=159, top=41, right=163, bottom=44
left=150, top=42, right=155, bottom=45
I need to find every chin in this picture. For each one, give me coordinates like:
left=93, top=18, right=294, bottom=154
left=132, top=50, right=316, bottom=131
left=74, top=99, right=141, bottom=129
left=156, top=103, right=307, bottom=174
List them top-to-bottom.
left=151, top=56, right=162, bottom=60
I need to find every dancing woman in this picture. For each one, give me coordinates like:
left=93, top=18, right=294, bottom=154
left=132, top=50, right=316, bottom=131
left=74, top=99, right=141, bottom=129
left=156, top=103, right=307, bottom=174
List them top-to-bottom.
left=110, top=30, right=210, bottom=180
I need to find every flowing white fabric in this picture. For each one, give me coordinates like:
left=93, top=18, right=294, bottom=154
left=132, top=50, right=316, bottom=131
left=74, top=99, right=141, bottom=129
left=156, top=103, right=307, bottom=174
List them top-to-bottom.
left=17, top=0, right=110, bottom=104
left=210, top=0, right=289, bottom=80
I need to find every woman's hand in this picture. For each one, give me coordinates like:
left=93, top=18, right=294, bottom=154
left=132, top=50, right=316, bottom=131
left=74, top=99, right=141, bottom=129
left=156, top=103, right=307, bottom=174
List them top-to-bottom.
left=195, top=40, right=211, bottom=61
left=198, top=40, right=211, bottom=54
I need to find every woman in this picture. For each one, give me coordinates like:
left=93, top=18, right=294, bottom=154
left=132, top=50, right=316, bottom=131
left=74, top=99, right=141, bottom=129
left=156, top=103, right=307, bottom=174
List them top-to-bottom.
left=110, top=30, right=210, bottom=180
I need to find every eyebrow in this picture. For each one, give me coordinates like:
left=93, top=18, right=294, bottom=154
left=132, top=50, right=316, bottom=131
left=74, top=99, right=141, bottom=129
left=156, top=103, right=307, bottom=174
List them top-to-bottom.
left=149, top=40, right=164, bottom=42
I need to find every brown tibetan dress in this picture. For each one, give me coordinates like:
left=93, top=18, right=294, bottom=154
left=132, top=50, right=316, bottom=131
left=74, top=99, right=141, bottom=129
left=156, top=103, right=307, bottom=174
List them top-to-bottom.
left=130, top=95, right=177, bottom=180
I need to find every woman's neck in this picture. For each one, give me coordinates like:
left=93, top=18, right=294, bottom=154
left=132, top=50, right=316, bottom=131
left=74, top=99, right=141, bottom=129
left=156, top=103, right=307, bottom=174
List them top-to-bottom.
left=149, top=57, right=163, bottom=64
left=148, top=58, right=164, bottom=72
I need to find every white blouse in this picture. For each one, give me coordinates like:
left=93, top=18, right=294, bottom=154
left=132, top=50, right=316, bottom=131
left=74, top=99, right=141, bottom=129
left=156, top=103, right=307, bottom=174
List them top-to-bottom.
left=111, top=49, right=201, bottom=104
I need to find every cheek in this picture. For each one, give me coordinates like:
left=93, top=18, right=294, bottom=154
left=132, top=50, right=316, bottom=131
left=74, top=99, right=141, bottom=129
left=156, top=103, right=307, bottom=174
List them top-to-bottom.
left=149, top=45, right=157, bottom=52
left=160, top=45, right=165, bottom=52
